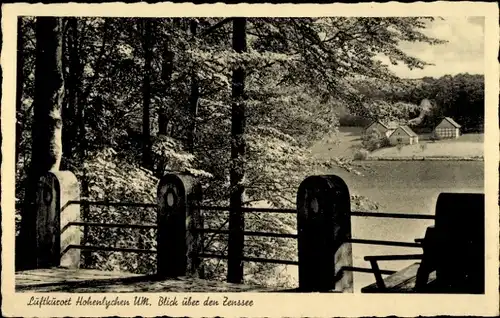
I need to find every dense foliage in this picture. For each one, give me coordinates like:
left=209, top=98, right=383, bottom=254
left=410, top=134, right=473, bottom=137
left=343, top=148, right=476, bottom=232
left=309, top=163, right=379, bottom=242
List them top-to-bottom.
left=16, top=17, right=450, bottom=287
left=341, top=74, right=484, bottom=131
left=361, top=128, right=390, bottom=152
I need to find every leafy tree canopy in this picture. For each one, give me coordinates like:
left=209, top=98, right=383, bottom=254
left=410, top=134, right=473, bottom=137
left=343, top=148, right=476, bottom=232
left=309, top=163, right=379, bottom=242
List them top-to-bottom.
left=16, top=16, right=451, bottom=286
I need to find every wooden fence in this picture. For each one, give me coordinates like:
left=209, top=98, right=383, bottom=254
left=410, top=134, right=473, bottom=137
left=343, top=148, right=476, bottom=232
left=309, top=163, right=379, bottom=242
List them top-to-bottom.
left=16, top=171, right=436, bottom=292
left=61, top=201, right=432, bottom=251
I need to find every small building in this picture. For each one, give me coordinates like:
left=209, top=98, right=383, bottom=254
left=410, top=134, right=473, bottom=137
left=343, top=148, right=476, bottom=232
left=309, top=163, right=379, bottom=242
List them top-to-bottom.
left=434, top=117, right=461, bottom=139
left=365, top=120, right=398, bottom=137
left=388, top=125, right=419, bottom=145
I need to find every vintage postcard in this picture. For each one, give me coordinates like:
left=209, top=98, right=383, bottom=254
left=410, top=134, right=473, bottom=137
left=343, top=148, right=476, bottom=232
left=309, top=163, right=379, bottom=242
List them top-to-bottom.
left=1, top=2, right=499, bottom=317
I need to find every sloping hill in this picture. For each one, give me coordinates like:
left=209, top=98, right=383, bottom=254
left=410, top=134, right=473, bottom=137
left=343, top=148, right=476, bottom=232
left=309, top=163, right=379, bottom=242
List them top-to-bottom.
left=310, top=127, right=364, bottom=160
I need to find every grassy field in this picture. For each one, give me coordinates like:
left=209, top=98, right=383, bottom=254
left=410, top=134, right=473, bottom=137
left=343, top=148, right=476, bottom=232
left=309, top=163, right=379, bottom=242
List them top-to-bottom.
left=310, top=126, right=484, bottom=160
left=310, top=126, right=365, bottom=160
left=370, top=137, right=483, bottom=159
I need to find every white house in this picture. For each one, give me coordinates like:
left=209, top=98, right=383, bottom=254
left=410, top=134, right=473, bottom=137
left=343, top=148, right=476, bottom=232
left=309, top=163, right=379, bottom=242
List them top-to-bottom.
left=434, top=117, right=461, bottom=139
left=365, top=120, right=398, bottom=137
left=388, top=125, right=419, bottom=145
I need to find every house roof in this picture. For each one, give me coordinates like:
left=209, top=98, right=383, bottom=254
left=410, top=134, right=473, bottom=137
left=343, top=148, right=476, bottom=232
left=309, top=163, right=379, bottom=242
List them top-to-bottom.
left=441, top=117, right=462, bottom=128
left=366, top=120, right=388, bottom=130
left=366, top=120, right=399, bottom=130
left=386, top=121, right=400, bottom=129
left=389, top=125, right=418, bottom=137
left=401, top=125, right=418, bottom=137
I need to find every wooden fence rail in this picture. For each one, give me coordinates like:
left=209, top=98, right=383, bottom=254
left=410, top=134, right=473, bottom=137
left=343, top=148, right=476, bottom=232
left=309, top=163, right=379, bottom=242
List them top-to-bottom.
left=39, top=200, right=435, bottom=220
left=17, top=202, right=437, bottom=220
left=63, top=220, right=424, bottom=248
left=64, top=221, right=157, bottom=231
left=195, top=228, right=298, bottom=239
left=63, top=244, right=157, bottom=255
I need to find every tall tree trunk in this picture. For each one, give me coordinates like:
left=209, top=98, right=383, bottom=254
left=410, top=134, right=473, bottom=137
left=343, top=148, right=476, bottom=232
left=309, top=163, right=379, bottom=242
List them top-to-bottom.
left=15, top=17, right=24, bottom=168
left=17, top=17, right=65, bottom=270
left=30, top=17, right=65, bottom=174
left=67, top=17, right=91, bottom=268
left=227, top=17, right=247, bottom=284
left=62, top=18, right=81, bottom=164
left=69, top=18, right=81, bottom=150
left=142, top=19, right=152, bottom=170
left=186, top=19, right=199, bottom=152
left=156, top=32, right=174, bottom=177
left=159, top=35, right=173, bottom=136
left=79, top=113, right=90, bottom=269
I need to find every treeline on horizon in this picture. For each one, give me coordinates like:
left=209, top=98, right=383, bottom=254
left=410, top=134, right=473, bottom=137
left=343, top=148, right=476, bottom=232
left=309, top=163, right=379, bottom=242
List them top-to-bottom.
left=339, top=73, right=485, bottom=133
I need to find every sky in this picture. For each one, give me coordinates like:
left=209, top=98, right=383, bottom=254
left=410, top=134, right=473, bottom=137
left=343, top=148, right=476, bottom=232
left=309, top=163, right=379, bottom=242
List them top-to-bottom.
left=382, top=16, right=485, bottom=79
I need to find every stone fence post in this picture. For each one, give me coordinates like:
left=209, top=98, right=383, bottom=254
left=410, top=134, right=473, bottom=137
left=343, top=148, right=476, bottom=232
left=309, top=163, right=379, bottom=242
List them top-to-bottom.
left=17, top=171, right=81, bottom=270
left=156, top=172, right=203, bottom=278
left=296, top=175, right=353, bottom=292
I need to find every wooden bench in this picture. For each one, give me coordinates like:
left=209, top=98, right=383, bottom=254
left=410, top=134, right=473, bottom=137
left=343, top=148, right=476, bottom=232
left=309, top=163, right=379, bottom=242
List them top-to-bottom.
left=362, top=193, right=484, bottom=294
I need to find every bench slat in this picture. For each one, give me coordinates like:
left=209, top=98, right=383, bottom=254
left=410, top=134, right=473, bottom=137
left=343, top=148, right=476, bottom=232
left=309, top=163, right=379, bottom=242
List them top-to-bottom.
left=361, top=263, right=436, bottom=293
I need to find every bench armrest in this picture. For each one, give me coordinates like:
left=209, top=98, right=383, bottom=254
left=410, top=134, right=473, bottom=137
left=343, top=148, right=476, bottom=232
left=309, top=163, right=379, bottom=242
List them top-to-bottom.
left=364, top=254, right=423, bottom=262
left=365, top=254, right=424, bottom=289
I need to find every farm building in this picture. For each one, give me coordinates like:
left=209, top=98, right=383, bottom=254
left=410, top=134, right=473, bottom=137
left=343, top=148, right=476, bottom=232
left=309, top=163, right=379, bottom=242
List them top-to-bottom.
left=434, top=117, right=461, bottom=139
left=365, top=120, right=398, bottom=137
left=388, top=125, right=419, bottom=145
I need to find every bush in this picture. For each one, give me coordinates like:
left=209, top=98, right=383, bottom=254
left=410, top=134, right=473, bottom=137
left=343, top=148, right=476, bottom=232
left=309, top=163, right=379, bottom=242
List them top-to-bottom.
left=338, top=114, right=371, bottom=127
left=412, top=127, right=432, bottom=134
left=361, top=128, right=387, bottom=151
left=429, top=132, right=440, bottom=142
left=380, top=136, right=391, bottom=148
left=353, top=148, right=369, bottom=160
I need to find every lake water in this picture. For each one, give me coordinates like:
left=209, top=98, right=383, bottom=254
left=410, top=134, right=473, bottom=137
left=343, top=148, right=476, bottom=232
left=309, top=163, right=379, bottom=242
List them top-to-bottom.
left=280, top=160, right=484, bottom=292
left=330, top=160, right=484, bottom=213
left=345, top=160, right=483, bottom=291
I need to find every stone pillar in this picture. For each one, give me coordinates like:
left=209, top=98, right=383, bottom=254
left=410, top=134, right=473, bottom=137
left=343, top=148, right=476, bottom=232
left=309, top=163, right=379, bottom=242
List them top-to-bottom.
left=20, top=171, right=81, bottom=269
left=157, top=173, right=203, bottom=278
left=296, top=175, right=353, bottom=292
left=434, top=192, right=484, bottom=294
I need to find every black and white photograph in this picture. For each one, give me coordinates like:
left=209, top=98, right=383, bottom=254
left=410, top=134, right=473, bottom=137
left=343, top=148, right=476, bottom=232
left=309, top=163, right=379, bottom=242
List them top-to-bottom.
left=1, top=2, right=498, bottom=317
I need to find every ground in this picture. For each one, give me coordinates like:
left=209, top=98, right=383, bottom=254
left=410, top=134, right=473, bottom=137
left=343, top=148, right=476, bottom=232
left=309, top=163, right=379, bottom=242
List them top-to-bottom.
left=310, top=126, right=484, bottom=160
left=310, top=126, right=365, bottom=160
left=370, top=136, right=483, bottom=159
